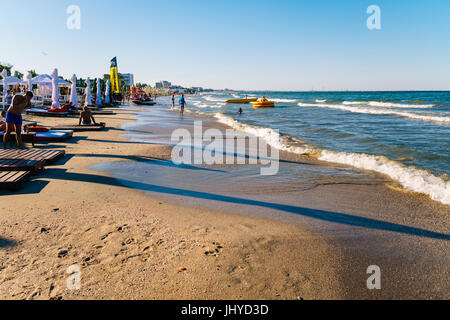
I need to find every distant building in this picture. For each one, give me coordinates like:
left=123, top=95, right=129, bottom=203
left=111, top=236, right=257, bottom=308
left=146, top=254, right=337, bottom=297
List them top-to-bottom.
left=120, top=73, right=134, bottom=86
left=155, top=82, right=163, bottom=89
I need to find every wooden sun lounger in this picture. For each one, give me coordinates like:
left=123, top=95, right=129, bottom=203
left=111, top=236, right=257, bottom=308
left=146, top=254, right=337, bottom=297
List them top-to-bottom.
left=68, top=110, right=115, bottom=116
left=49, top=122, right=105, bottom=132
left=0, top=149, right=65, bottom=168
left=0, top=150, right=45, bottom=172
left=0, top=171, right=31, bottom=190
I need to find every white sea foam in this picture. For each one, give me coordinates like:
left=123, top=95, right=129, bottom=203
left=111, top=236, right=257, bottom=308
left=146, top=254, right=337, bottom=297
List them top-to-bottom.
left=203, top=96, right=227, bottom=102
left=271, top=98, right=298, bottom=103
left=315, top=99, right=327, bottom=103
left=343, top=101, right=368, bottom=105
left=368, top=101, right=435, bottom=109
left=298, top=103, right=450, bottom=124
left=214, top=113, right=450, bottom=205
left=214, top=113, right=316, bottom=155
left=319, top=150, right=450, bottom=205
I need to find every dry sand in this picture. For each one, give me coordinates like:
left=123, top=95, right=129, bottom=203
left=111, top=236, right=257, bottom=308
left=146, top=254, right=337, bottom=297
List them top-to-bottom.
left=0, top=105, right=448, bottom=300
left=0, top=107, right=344, bottom=300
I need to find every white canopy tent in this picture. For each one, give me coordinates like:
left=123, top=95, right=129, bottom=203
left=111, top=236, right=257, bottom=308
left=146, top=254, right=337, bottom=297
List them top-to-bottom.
left=51, top=68, right=61, bottom=109
left=69, top=74, right=78, bottom=107
left=84, top=78, right=92, bottom=107
left=96, top=78, right=102, bottom=105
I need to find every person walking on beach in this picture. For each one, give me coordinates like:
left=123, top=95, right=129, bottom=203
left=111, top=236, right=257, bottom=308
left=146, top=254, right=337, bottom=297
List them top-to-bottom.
left=3, top=91, right=33, bottom=150
left=171, top=93, right=175, bottom=109
left=179, top=94, right=186, bottom=115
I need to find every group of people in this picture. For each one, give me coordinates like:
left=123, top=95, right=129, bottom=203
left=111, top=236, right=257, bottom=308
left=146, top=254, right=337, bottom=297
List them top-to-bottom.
left=171, top=93, right=186, bottom=114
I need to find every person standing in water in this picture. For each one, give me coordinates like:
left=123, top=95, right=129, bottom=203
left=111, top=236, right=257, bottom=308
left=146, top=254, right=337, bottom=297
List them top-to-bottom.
left=171, top=93, right=175, bottom=109
left=179, top=94, right=186, bottom=114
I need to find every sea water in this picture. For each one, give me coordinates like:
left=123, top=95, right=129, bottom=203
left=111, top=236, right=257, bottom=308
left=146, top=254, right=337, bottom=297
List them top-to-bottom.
left=181, top=91, right=450, bottom=205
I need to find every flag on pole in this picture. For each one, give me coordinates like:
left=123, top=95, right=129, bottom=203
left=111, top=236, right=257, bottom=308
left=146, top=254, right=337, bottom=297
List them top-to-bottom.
left=110, top=57, right=120, bottom=94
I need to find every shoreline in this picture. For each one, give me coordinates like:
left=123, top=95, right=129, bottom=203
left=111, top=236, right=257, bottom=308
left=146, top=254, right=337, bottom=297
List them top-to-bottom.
left=0, top=102, right=448, bottom=299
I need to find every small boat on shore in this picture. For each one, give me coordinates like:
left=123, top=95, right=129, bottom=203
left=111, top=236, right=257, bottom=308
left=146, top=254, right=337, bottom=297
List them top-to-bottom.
left=226, top=98, right=258, bottom=104
left=252, top=98, right=275, bottom=108
left=132, top=99, right=156, bottom=106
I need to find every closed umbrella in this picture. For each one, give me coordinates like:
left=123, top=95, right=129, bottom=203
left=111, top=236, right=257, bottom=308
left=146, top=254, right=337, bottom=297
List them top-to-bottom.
left=51, top=68, right=61, bottom=109
left=1, top=69, right=7, bottom=110
left=27, top=72, right=32, bottom=92
left=69, top=74, right=78, bottom=107
left=84, top=78, right=92, bottom=107
left=96, top=78, right=102, bottom=106
left=105, top=80, right=111, bottom=104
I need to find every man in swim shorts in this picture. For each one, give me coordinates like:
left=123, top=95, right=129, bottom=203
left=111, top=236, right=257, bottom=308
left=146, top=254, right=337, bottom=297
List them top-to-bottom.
left=3, top=91, right=33, bottom=149
left=79, top=107, right=97, bottom=125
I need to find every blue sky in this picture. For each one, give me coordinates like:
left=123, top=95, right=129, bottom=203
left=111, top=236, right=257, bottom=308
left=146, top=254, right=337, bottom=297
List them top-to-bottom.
left=2, top=0, right=450, bottom=91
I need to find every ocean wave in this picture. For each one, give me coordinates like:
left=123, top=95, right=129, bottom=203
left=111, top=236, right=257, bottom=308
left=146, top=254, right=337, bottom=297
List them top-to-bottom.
left=203, top=96, right=227, bottom=102
left=271, top=98, right=298, bottom=103
left=315, top=99, right=327, bottom=103
left=193, top=101, right=225, bottom=109
left=342, top=101, right=435, bottom=108
left=368, top=101, right=435, bottom=109
left=298, top=103, right=450, bottom=124
left=214, top=113, right=450, bottom=205
left=214, top=113, right=316, bottom=155
left=319, top=150, right=450, bottom=205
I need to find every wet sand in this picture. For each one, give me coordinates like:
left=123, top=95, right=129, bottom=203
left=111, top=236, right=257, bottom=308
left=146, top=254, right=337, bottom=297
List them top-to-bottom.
left=0, top=103, right=449, bottom=299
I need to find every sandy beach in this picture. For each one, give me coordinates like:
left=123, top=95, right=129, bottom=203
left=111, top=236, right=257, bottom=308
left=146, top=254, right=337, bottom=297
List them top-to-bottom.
left=0, top=103, right=448, bottom=300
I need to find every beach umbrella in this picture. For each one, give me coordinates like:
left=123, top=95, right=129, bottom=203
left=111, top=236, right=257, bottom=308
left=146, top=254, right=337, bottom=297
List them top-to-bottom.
left=51, top=68, right=61, bottom=109
left=1, top=70, right=7, bottom=110
left=27, top=72, right=32, bottom=92
left=69, top=74, right=78, bottom=107
left=84, top=78, right=92, bottom=107
left=96, top=78, right=102, bottom=106
left=105, top=80, right=111, bottom=104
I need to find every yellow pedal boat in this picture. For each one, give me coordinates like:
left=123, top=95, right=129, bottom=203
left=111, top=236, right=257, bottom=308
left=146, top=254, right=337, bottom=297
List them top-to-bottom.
left=226, top=98, right=258, bottom=104
left=252, top=98, right=275, bottom=108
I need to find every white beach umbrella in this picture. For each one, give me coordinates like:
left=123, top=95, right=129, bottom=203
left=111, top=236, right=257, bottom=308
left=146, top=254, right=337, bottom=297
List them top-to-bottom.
left=51, top=68, right=61, bottom=109
left=1, top=69, right=7, bottom=110
left=27, top=72, right=32, bottom=92
left=69, top=74, right=78, bottom=107
left=84, top=78, right=92, bottom=107
left=96, top=78, right=102, bottom=105
left=104, top=80, right=111, bottom=104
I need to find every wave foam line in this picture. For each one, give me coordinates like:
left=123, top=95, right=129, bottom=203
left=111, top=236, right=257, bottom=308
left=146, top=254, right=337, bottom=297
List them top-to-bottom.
left=342, top=101, right=435, bottom=108
left=298, top=103, right=450, bottom=124
left=214, top=113, right=450, bottom=205
left=214, top=113, right=316, bottom=155
left=319, top=150, right=450, bottom=205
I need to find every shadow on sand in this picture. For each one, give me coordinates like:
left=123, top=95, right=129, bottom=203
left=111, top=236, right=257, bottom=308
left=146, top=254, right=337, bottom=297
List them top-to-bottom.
left=31, top=168, right=450, bottom=241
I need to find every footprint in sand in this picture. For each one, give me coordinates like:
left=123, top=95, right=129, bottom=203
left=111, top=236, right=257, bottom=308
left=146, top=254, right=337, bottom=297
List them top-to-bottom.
left=204, top=242, right=223, bottom=257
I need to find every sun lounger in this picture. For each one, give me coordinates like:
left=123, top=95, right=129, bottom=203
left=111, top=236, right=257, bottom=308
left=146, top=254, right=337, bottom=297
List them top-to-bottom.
left=26, top=109, right=69, bottom=117
left=50, top=122, right=105, bottom=132
left=33, top=130, right=74, bottom=142
left=0, top=149, right=65, bottom=168
left=0, top=150, right=45, bottom=171
left=0, top=171, right=31, bottom=190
